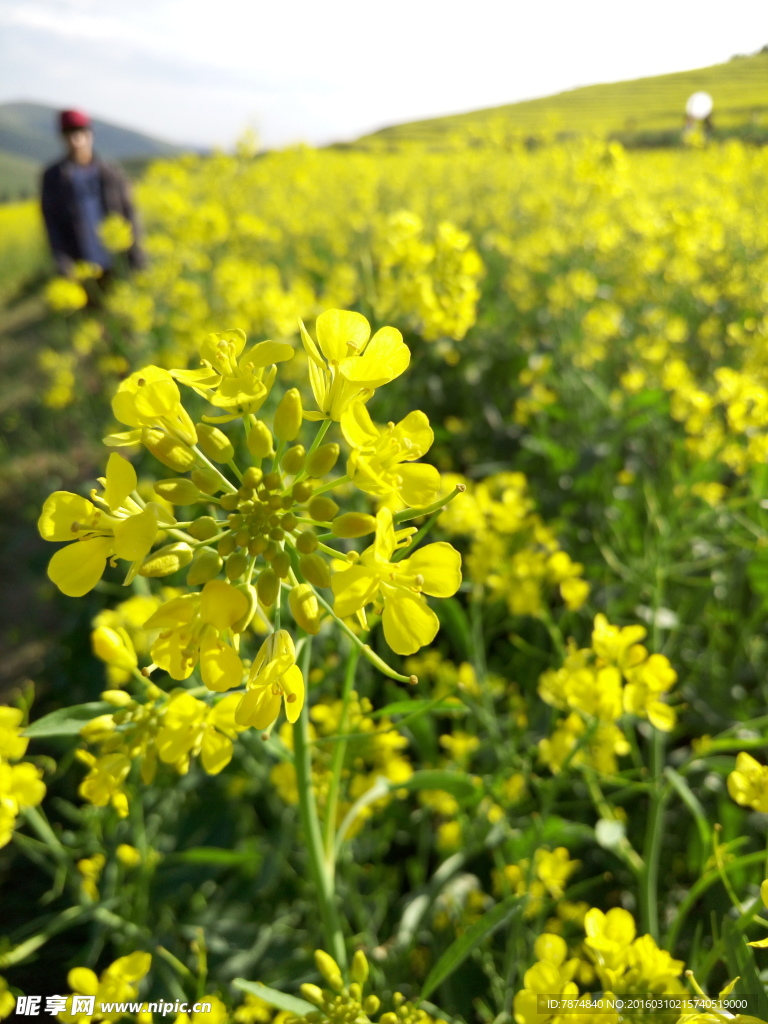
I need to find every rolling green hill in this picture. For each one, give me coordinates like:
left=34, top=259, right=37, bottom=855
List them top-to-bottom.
left=357, top=50, right=768, bottom=146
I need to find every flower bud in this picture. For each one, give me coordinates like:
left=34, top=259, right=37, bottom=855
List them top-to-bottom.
left=274, top=388, right=303, bottom=441
left=247, top=418, right=274, bottom=459
left=196, top=422, right=235, bottom=463
left=142, top=427, right=195, bottom=472
left=306, top=443, right=340, bottom=478
left=281, top=444, right=306, bottom=475
left=190, top=465, right=222, bottom=495
left=242, top=466, right=263, bottom=489
left=153, top=478, right=201, bottom=505
left=292, top=480, right=314, bottom=503
left=308, top=496, right=339, bottom=522
left=331, top=512, right=376, bottom=538
left=187, top=515, right=220, bottom=540
left=296, top=530, right=318, bottom=554
left=218, top=534, right=237, bottom=557
left=139, top=542, right=194, bottom=577
left=186, top=548, right=223, bottom=585
left=225, top=551, right=248, bottom=581
left=273, top=551, right=291, bottom=578
left=300, top=553, right=331, bottom=589
left=257, top=567, right=279, bottom=606
left=232, top=583, right=258, bottom=632
left=289, top=584, right=322, bottom=634
left=91, top=625, right=137, bottom=670
left=100, top=689, right=134, bottom=707
left=80, top=715, right=116, bottom=741
left=116, top=844, right=142, bottom=868
left=314, top=950, right=343, bottom=992
left=351, top=950, right=369, bottom=985
left=299, top=985, right=325, bottom=1008
left=363, top=996, right=381, bottom=1015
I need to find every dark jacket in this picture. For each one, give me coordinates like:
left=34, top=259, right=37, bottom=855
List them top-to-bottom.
left=41, top=156, right=146, bottom=275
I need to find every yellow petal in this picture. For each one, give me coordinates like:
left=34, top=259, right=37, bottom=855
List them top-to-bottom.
left=316, top=309, right=370, bottom=363
left=338, top=326, right=409, bottom=384
left=243, top=340, right=295, bottom=367
left=210, top=373, right=268, bottom=411
left=340, top=401, right=380, bottom=449
left=394, top=410, right=433, bottom=456
left=104, top=453, right=138, bottom=510
left=398, top=463, right=441, bottom=507
left=38, top=492, right=97, bottom=541
left=112, top=507, right=159, bottom=561
left=373, top=507, right=397, bottom=562
left=48, top=537, right=112, bottom=597
left=403, top=542, right=462, bottom=597
left=331, top=565, right=380, bottom=619
left=200, top=580, right=249, bottom=630
left=381, top=590, right=439, bottom=655
left=144, top=594, right=199, bottom=629
left=151, top=630, right=197, bottom=680
left=200, top=631, right=244, bottom=692
left=282, top=664, right=305, bottom=723
left=235, top=687, right=281, bottom=730
left=647, top=700, right=676, bottom=731
left=200, top=728, right=233, bottom=774
left=67, top=967, right=100, bottom=996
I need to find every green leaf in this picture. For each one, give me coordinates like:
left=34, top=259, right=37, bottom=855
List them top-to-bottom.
left=434, top=597, right=472, bottom=660
left=368, top=699, right=466, bottom=719
left=24, top=703, right=111, bottom=738
left=394, top=770, right=479, bottom=798
left=169, top=845, right=257, bottom=867
left=420, top=895, right=520, bottom=1000
left=722, top=918, right=768, bottom=1021
left=232, top=979, right=315, bottom=1015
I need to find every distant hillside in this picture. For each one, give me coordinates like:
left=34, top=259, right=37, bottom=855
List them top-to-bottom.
left=357, top=51, right=768, bottom=147
left=0, top=101, right=192, bottom=200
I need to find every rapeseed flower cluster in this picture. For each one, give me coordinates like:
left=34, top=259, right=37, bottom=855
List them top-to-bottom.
left=38, top=309, right=462, bottom=810
left=438, top=472, right=589, bottom=615
left=538, top=614, right=677, bottom=774
left=0, top=707, right=46, bottom=848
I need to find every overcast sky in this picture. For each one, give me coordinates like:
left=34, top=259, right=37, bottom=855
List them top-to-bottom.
left=0, top=0, right=766, bottom=149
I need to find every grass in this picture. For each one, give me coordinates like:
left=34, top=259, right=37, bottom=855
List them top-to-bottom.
left=357, top=51, right=768, bottom=146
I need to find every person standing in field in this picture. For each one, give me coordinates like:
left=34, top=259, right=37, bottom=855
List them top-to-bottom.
left=41, top=108, right=146, bottom=278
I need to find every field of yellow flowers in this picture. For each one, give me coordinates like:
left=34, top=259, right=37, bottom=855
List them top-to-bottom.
left=2, top=130, right=768, bottom=1024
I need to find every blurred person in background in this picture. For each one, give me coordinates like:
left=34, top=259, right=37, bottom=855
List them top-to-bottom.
left=41, top=108, right=145, bottom=279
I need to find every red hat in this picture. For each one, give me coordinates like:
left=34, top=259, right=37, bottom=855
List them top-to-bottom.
left=60, top=109, right=91, bottom=131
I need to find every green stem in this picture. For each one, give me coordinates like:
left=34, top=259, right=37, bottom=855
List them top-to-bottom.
left=292, top=419, right=333, bottom=485
left=191, top=445, right=237, bottom=493
left=310, top=474, right=350, bottom=497
left=393, top=484, right=466, bottom=524
left=312, top=589, right=415, bottom=683
left=293, top=639, right=347, bottom=969
left=322, top=646, right=360, bottom=861
left=639, top=730, right=668, bottom=940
